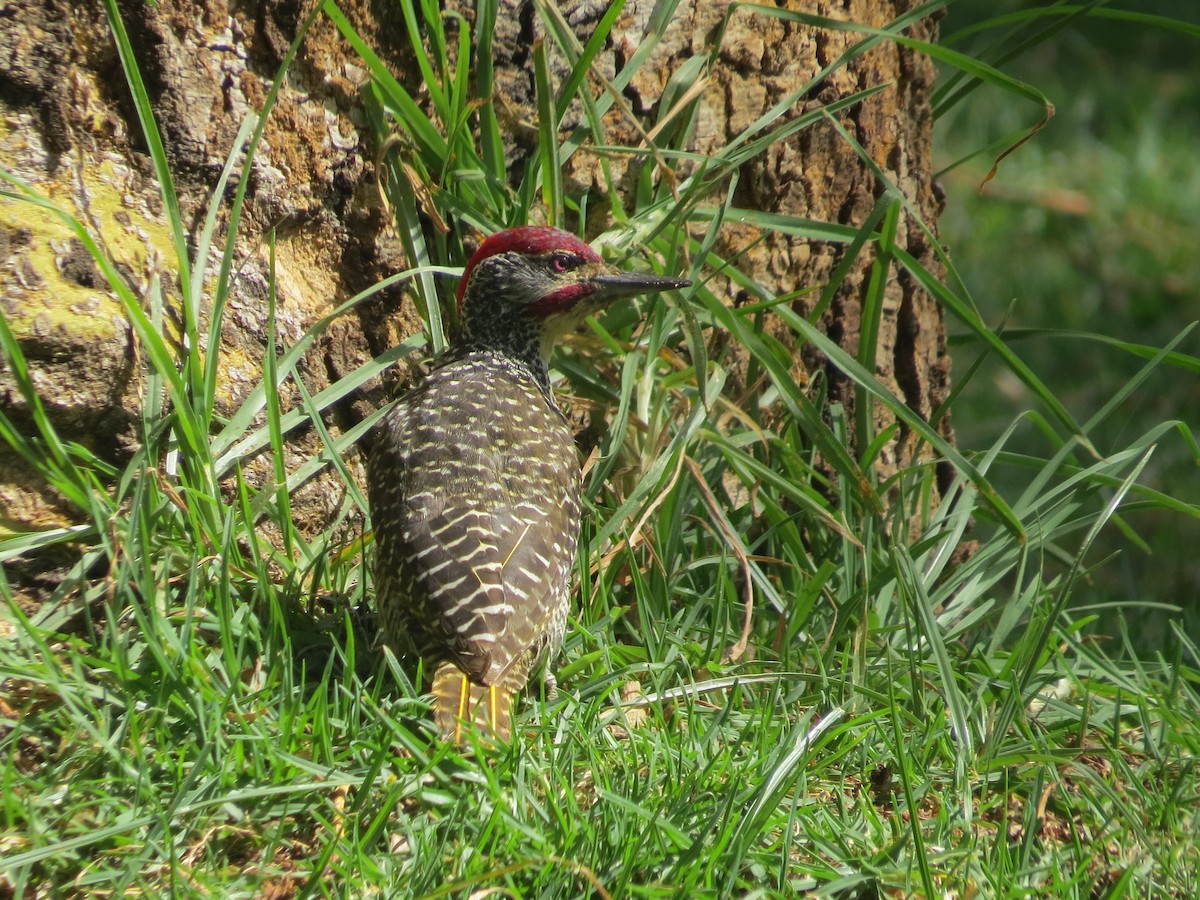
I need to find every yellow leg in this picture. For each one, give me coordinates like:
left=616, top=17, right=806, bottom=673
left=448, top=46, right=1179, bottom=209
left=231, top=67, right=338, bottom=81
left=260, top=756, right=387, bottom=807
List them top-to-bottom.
left=455, top=671, right=470, bottom=745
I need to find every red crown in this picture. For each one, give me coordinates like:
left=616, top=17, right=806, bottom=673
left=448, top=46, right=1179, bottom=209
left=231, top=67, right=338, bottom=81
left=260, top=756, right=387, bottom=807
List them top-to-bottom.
left=456, top=226, right=600, bottom=307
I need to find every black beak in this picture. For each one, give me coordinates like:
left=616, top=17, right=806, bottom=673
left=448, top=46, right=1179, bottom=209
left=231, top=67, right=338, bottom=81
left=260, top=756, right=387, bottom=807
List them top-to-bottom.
left=589, top=270, right=691, bottom=303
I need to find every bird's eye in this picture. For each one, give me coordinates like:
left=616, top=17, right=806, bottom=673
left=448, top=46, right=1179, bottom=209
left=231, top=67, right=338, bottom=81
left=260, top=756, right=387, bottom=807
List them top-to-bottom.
left=550, top=252, right=581, bottom=273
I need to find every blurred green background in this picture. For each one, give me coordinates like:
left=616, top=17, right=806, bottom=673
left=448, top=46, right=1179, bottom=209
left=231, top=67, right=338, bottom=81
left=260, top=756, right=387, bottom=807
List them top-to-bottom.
left=935, top=1, right=1200, bottom=645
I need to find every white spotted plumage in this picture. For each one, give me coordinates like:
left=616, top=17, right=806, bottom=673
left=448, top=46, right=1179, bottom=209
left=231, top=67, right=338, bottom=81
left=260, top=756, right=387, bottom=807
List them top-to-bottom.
left=369, top=351, right=578, bottom=700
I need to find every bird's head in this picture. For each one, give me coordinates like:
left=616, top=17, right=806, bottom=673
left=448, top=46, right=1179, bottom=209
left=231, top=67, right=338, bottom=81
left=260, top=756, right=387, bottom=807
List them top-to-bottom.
left=454, top=226, right=689, bottom=363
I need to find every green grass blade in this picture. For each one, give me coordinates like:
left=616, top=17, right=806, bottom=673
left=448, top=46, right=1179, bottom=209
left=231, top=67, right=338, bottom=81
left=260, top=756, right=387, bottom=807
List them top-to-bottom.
left=99, top=0, right=192, bottom=333
left=533, top=40, right=562, bottom=227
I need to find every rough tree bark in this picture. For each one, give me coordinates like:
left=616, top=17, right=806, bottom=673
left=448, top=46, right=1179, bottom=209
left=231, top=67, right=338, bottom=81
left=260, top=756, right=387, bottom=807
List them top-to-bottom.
left=0, top=0, right=951, bottom=603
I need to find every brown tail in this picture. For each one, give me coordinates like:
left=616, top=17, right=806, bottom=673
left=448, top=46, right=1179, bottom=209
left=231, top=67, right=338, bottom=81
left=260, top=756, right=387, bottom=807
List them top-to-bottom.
left=431, top=662, right=514, bottom=746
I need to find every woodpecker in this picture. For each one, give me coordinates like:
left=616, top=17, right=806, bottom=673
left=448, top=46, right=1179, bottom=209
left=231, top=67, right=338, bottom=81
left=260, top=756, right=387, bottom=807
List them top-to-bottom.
left=368, top=226, right=689, bottom=744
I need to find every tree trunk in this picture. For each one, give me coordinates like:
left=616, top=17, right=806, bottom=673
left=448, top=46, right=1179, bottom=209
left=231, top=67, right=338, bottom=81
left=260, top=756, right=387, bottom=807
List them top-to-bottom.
left=0, top=0, right=951, bottom=601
